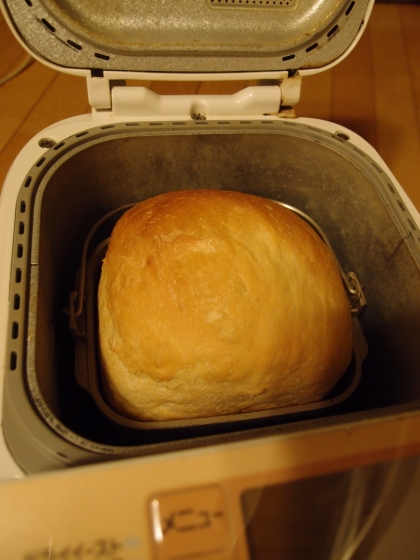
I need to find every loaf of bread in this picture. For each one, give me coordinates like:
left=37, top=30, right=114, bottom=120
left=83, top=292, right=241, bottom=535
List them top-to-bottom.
left=98, top=189, right=353, bottom=421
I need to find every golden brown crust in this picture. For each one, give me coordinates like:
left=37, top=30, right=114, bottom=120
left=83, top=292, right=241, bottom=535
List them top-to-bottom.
left=98, top=189, right=353, bottom=421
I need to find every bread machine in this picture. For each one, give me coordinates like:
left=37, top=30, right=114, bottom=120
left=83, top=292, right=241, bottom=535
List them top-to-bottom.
left=2, top=0, right=420, bottom=558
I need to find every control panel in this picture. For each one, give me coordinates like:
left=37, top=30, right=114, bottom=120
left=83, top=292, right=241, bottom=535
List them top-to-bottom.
left=150, top=485, right=236, bottom=560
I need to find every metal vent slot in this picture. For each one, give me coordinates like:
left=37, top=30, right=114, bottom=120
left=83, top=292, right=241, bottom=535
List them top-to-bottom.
left=209, top=0, right=296, bottom=9
left=346, top=1, right=355, bottom=15
left=41, top=18, right=55, bottom=33
left=328, top=25, right=339, bottom=37
left=67, top=40, right=82, bottom=51
left=95, top=53, right=111, bottom=61
left=408, top=219, right=416, bottom=231
left=12, top=322, right=19, bottom=340
left=10, top=352, right=17, bottom=371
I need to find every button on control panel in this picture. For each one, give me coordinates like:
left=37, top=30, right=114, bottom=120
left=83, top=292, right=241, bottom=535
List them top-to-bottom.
left=150, top=485, right=236, bottom=560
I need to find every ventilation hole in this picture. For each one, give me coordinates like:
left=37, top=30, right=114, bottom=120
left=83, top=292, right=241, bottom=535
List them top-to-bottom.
left=25, top=0, right=32, bottom=5
left=210, top=0, right=295, bottom=7
left=346, top=1, right=355, bottom=16
left=41, top=19, right=56, bottom=33
left=327, top=25, right=339, bottom=37
left=67, top=40, right=82, bottom=51
left=306, top=43, right=318, bottom=53
left=95, top=53, right=110, bottom=61
left=282, top=54, right=295, bottom=61
left=218, top=121, right=231, bottom=124
left=240, top=121, right=253, bottom=124
left=262, top=121, right=274, bottom=124
left=283, top=121, right=297, bottom=126
left=125, top=122, right=140, bottom=126
left=149, top=122, right=163, bottom=126
left=172, top=122, right=187, bottom=125
left=195, top=122, right=209, bottom=125
left=101, top=125, right=115, bottom=129
left=76, top=131, right=89, bottom=138
left=53, top=142, right=65, bottom=150
left=353, top=147, right=365, bottom=156
left=36, top=157, right=46, bottom=168
left=372, top=162, right=383, bottom=173
left=24, top=176, right=32, bottom=188
left=387, top=183, right=395, bottom=194
left=397, top=200, right=406, bottom=212
left=20, top=201, right=26, bottom=213
left=408, top=218, right=416, bottom=231
left=19, top=222, right=25, bottom=235
left=17, top=245, right=23, bottom=258
left=16, top=269, right=22, bottom=283
left=14, top=294, right=20, bottom=310
left=12, top=322, right=19, bottom=340
left=10, top=352, right=17, bottom=371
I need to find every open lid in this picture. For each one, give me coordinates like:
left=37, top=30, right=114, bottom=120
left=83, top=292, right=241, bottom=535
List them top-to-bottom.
left=2, top=0, right=373, bottom=76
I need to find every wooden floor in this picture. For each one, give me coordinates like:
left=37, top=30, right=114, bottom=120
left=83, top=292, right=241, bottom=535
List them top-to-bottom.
left=1, top=3, right=420, bottom=208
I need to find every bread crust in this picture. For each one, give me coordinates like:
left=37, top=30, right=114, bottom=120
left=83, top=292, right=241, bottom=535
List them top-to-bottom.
left=98, top=189, right=353, bottom=421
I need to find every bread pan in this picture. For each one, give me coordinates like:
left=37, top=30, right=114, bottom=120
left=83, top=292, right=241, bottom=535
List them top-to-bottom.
left=69, top=201, right=368, bottom=431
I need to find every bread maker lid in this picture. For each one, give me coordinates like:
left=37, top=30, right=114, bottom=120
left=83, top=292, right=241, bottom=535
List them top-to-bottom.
left=2, top=0, right=372, bottom=75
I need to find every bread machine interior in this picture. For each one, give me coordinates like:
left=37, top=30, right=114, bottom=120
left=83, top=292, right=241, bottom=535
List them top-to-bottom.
left=2, top=0, right=420, bottom=476
left=4, top=121, right=420, bottom=474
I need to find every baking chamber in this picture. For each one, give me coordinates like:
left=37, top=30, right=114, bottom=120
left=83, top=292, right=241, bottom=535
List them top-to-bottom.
left=4, top=119, right=420, bottom=473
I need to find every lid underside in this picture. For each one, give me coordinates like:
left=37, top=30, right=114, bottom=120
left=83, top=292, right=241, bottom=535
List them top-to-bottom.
left=4, top=0, right=369, bottom=73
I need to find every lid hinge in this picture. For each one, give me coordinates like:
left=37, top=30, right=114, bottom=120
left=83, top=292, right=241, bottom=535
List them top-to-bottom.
left=86, top=74, right=302, bottom=120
